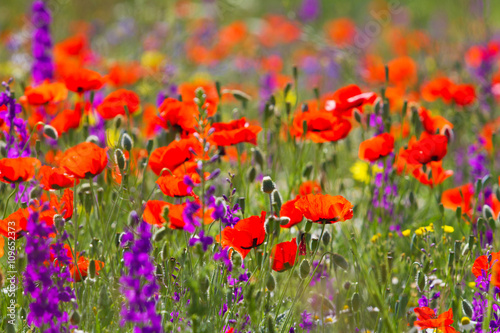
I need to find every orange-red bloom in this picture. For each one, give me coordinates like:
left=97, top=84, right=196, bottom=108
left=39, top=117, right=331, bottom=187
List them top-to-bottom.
left=107, top=61, right=142, bottom=87
left=64, top=68, right=106, bottom=94
left=24, top=81, right=68, bottom=106
left=320, top=84, right=376, bottom=117
left=96, top=89, right=140, bottom=120
left=157, top=98, right=198, bottom=133
left=49, top=106, right=82, bottom=135
left=419, top=107, right=453, bottom=135
left=292, top=110, right=352, bottom=143
left=210, top=118, right=262, bottom=146
left=358, top=133, right=394, bottom=162
left=405, top=134, right=448, bottom=165
left=149, top=137, right=201, bottom=176
left=59, top=142, right=108, bottom=179
left=0, top=157, right=41, bottom=183
left=411, top=161, right=453, bottom=188
left=37, top=165, right=79, bottom=190
left=156, top=174, right=195, bottom=198
left=298, top=181, right=321, bottom=196
left=441, top=183, right=474, bottom=215
left=294, top=194, right=353, bottom=224
left=280, top=197, right=304, bottom=228
left=0, top=207, right=29, bottom=239
left=217, top=212, right=266, bottom=259
left=271, top=238, right=299, bottom=272
left=52, top=244, right=104, bottom=282
left=472, top=251, right=500, bottom=278
left=413, top=307, right=457, bottom=333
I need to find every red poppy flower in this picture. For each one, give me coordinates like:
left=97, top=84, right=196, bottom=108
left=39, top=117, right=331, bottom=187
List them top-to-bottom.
left=324, top=18, right=356, bottom=47
left=107, top=61, right=142, bottom=88
left=64, top=68, right=106, bottom=94
left=421, top=77, right=455, bottom=103
left=24, top=81, right=68, bottom=106
left=179, top=81, right=219, bottom=117
left=320, top=84, right=376, bottom=117
left=451, top=84, right=476, bottom=106
left=96, top=89, right=141, bottom=120
left=157, top=98, right=198, bottom=133
left=49, top=106, right=82, bottom=135
left=419, top=107, right=453, bottom=135
left=292, top=111, right=352, bottom=143
left=210, top=118, right=262, bottom=146
left=358, top=133, right=395, bottom=162
left=405, top=134, right=448, bottom=165
left=149, top=136, right=202, bottom=176
left=59, top=142, right=108, bottom=179
left=0, top=157, right=41, bottom=183
left=411, top=161, right=453, bottom=188
left=37, top=165, right=79, bottom=190
left=156, top=174, right=195, bottom=198
left=298, top=181, right=321, bottom=196
left=441, top=183, right=474, bottom=216
left=39, top=189, right=74, bottom=222
left=294, top=194, right=353, bottom=224
left=280, top=197, right=304, bottom=228
left=142, top=200, right=171, bottom=227
left=143, top=200, right=212, bottom=229
left=0, top=207, right=29, bottom=239
left=217, top=212, right=266, bottom=259
left=271, top=238, right=299, bottom=272
left=52, top=244, right=104, bottom=282
left=472, top=251, right=500, bottom=278
left=413, top=307, right=457, bottom=333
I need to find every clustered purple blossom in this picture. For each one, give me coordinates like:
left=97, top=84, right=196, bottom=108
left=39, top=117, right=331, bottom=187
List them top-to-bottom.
left=31, top=0, right=54, bottom=83
left=298, top=0, right=320, bottom=22
left=1, top=82, right=30, bottom=158
left=369, top=153, right=397, bottom=222
left=24, top=207, right=77, bottom=332
left=120, top=222, right=163, bottom=333
left=189, top=230, right=214, bottom=251
left=213, top=247, right=233, bottom=272
left=299, top=310, right=317, bottom=332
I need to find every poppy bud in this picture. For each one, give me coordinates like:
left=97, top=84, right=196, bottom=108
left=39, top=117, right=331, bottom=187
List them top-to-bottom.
left=232, top=89, right=251, bottom=102
left=354, top=109, right=362, bottom=124
left=113, top=115, right=123, bottom=129
left=43, top=124, right=58, bottom=140
left=121, top=133, right=133, bottom=151
left=86, top=135, right=99, bottom=145
left=0, top=141, right=6, bottom=157
left=252, top=147, right=264, bottom=170
left=114, top=149, right=126, bottom=171
left=302, top=162, right=313, bottom=178
left=247, top=166, right=257, bottom=183
left=261, top=176, right=276, bottom=194
left=271, top=190, right=282, bottom=212
left=83, top=191, right=92, bottom=215
left=237, top=197, right=245, bottom=216
left=483, top=205, right=494, bottom=220
left=53, top=214, right=64, bottom=231
left=265, top=216, right=277, bottom=234
left=279, top=217, right=291, bottom=226
left=304, top=220, right=313, bottom=233
left=154, top=226, right=168, bottom=242
left=322, top=230, right=331, bottom=246
left=310, top=237, right=319, bottom=252
left=448, top=251, right=454, bottom=270
left=332, top=253, right=349, bottom=271
left=88, top=259, right=96, bottom=279
left=299, top=259, right=310, bottom=279
left=416, top=270, right=426, bottom=292
left=266, top=273, right=276, bottom=292
left=351, top=292, right=361, bottom=312
left=462, top=299, right=473, bottom=318
left=19, top=308, right=26, bottom=320
left=70, top=310, right=81, bottom=325
left=267, top=314, right=276, bottom=333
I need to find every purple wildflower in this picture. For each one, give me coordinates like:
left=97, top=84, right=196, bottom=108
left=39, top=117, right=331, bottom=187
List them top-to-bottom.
left=31, top=0, right=54, bottom=83
left=189, top=230, right=214, bottom=251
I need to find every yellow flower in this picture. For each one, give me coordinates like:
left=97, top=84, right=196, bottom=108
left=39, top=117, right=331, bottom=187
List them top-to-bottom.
left=141, top=51, right=165, bottom=70
left=106, top=128, right=120, bottom=147
left=350, top=161, right=370, bottom=184
left=415, top=223, right=434, bottom=236
left=442, top=225, right=454, bottom=233
left=402, top=229, right=411, bottom=237
left=371, top=233, right=382, bottom=243
left=468, top=282, right=476, bottom=288
left=324, top=317, right=333, bottom=323
left=461, top=317, right=470, bottom=325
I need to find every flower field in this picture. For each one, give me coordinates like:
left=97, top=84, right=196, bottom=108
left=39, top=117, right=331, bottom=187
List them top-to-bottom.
left=2, top=0, right=500, bottom=332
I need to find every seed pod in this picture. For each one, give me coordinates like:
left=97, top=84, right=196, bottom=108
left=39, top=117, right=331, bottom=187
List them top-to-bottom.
left=354, top=109, right=362, bottom=124
left=43, top=124, right=58, bottom=140
left=121, top=133, right=133, bottom=151
left=146, top=139, right=154, bottom=154
left=0, top=141, right=6, bottom=157
left=252, top=147, right=264, bottom=170
left=302, top=162, right=313, bottom=178
left=246, top=166, right=256, bottom=183
left=261, top=176, right=276, bottom=194
left=272, top=190, right=282, bottom=212
left=237, top=197, right=245, bottom=216
left=265, top=216, right=277, bottom=234
left=279, top=217, right=290, bottom=226
left=304, top=220, right=313, bottom=233
left=153, top=227, right=168, bottom=242
left=322, top=230, right=331, bottom=246
left=310, top=238, right=319, bottom=253
left=448, top=251, right=455, bottom=270
left=332, top=253, right=349, bottom=271
left=299, top=259, right=310, bottom=279
left=416, top=270, right=426, bottom=292
left=266, top=273, right=276, bottom=292
left=343, top=281, right=351, bottom=290
left=351, top=292, right=361, bottom=312
left=462, top=299, right=473, bottom=318
left=19, top=308, right=26, bottom=320
left=267, top=314, right=275, bottom=333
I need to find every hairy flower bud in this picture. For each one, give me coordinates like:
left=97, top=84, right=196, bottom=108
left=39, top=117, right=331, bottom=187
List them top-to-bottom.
left=261, top=176, right=276, bottom=194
